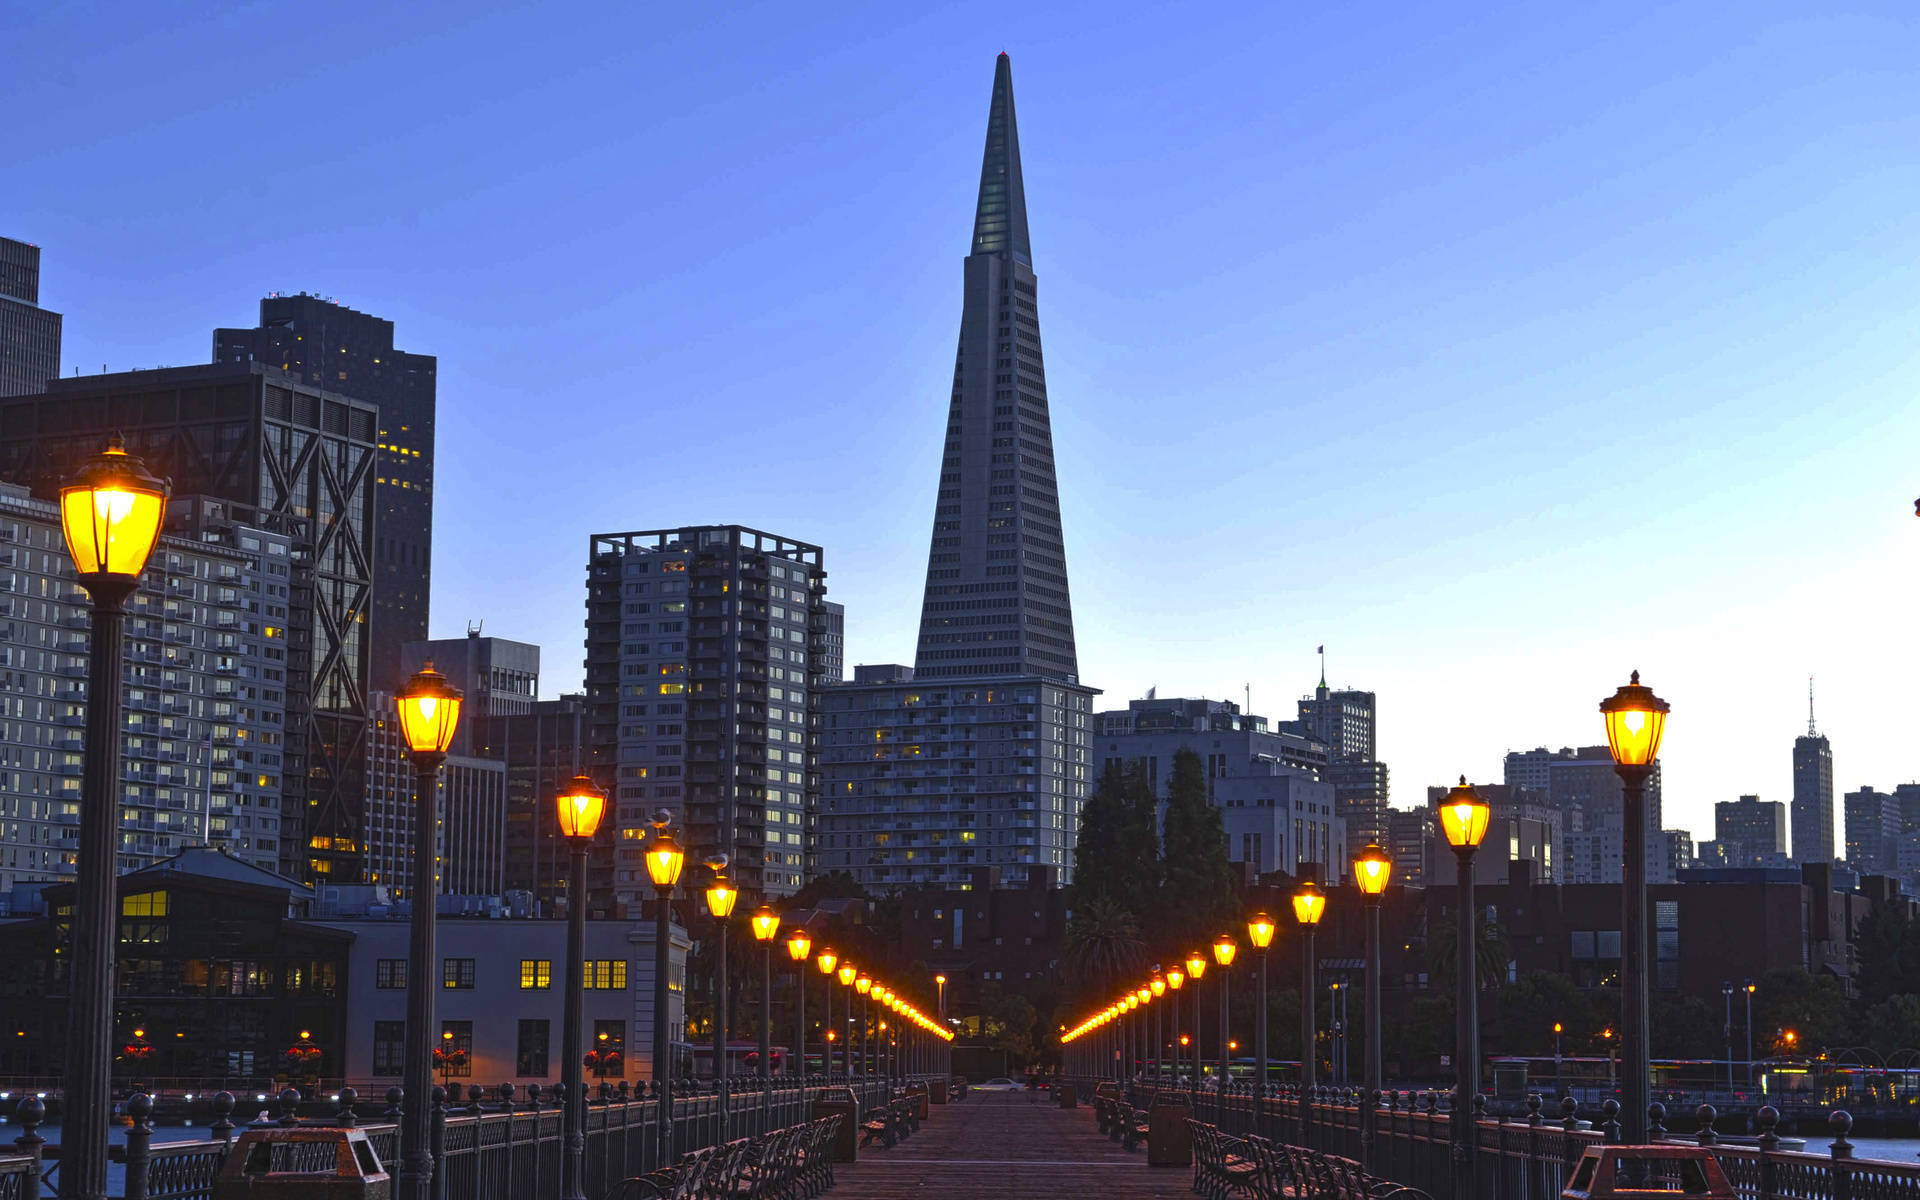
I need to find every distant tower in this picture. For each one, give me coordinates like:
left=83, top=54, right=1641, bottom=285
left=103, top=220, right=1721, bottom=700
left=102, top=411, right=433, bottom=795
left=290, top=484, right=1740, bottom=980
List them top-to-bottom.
left=1792, top=676, right=1835, bottom=864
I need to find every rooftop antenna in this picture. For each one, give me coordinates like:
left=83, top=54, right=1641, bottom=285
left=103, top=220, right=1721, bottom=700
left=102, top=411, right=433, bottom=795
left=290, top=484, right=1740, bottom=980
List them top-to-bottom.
left=1808, top=675, right=1817, bottom=737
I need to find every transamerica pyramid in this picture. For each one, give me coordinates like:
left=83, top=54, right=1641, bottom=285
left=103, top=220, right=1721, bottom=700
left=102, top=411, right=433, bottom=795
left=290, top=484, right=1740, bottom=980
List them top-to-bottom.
left=912, top=52, right=1081, bottom=684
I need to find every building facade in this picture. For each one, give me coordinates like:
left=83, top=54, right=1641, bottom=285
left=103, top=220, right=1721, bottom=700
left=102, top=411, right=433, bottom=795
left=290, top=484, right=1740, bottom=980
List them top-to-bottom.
left=0, top=237, right=60, bottom=397
left=215, top=295, right=436, bottom=693
left=0, top=363, right=379, bottom=883
left=0, top=483, right=294, bottom=890
left=584, top=527, right=828, bottom=901
left=402, top=632, right=540, bottom=757
left=362, top=692, right=507, bottom=899
left=475, top=694, right=606, bottom=914
left=1793, top=727, right=1835, bottom=865
left=1713, top=794, right=1790, bottom=868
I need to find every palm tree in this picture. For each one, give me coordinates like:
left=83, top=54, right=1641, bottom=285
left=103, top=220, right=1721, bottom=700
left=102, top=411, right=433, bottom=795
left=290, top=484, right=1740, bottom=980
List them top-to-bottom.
left=1063, top=898, right=1147, bottom=996
left=1423, top=914, right=1510, bottom=996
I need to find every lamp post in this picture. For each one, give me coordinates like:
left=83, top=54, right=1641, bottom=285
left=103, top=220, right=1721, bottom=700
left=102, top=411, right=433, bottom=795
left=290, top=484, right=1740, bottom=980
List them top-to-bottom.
left=57, top=440, right=169, bottom=1200
left=394, top=661, right=465, bottom=1200
left=1601, top=671, right=1670, bottom=1148
left=555, top=775, right=606, bottom=1200
left=1439, top=777, right=1492, bottom=1200
left=644, top=813, right=687, bottom=1164
left=1354, top=842, right=1392, bottom=1167
left=703, top=857, right=737, bottom=1133
left=1292, top=882, right=1325, bottom=1144
left=750, top=906, right=779, bottom=1121
left=1246, top=913, right=1275, bottom=1133
left=785, top=929, right=811, bottom=1079
left=1212, top=934, right=1236, bottom=1114
left=815, top=950, right=838, bottom=1080
left=1185, top=951, right=1207, bottom=1103
left=836, top=964, right=857, bottom=1081
left=1166, top=969, right=1186, bottom=1090
left=1150, top=973, right=1167, bottom=1082
left=935, top=974, right=947, bottom=1079
left=855, top=975, right=872, bottom=1078
left=1744, top=981, right=1756, bottom=1089
left=1721, top=982, right=1734, bottom=1095
left=1554, top=1023, right=1564, bottom=1097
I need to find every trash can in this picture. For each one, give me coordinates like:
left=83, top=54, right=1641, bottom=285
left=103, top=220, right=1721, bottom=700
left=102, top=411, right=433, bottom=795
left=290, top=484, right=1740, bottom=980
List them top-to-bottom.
left=929, top=1078, right=950, bottom=1105
left=1055, top=1082, right=1077, bottom=1109
left=905, top=1083, right=929, bottom=1119
left=810, top=1087, right=860, bottom=1163
left=1146, top=1100, right=1194, bottom=1167
left=213, top=1127, right=390, bottom=1199
left=1561, top=1145, right=1734, bottom=1199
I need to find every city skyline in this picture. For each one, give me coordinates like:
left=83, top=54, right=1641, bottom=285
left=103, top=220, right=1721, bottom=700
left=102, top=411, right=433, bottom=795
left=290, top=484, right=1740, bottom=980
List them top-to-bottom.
left=8, top=5, right=1920, bottom=844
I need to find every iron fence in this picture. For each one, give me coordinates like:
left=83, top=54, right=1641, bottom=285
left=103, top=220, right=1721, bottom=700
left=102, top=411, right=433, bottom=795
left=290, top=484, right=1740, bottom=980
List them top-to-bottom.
left=2, top=1074, right=928, bottom=1200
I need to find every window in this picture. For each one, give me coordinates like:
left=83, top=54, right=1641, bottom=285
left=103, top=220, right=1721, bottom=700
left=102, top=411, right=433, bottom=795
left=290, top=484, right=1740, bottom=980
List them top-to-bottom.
left=121, top=891, right=168, bottom=917
left=443, top=958, right=476, bottom=989
left=376, top=959, right=408, bottom=989
left=519, top=959, right=552, bottom=990
left=584, top=960, right=628, bottom=990
left=516, top=1019, right=550, bottom=1077
left=439, top=1020, right=473, bottom=1078
left=373, top=1021, right=406, bottom=1076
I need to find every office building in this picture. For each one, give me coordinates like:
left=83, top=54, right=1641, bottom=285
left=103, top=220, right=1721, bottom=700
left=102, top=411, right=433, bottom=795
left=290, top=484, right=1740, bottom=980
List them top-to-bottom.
left=819, top=56, right=1099, bottom=889
left=0, top=238, right=60, bottom=396
left=215, top=295, right=436, bottom=692
left=0, top=363, right=379, bottom=882
left=0, top=483, right=294, bottom=891
left=584, top=526, right=828, bottom=901
left=818, top=601, right=845, bottom=684
left=402, top=632, right=540, bottom=756
left=1297, top=682, right=1389, bottom=862
left=362, top=693, right=507, bottom=898
left=475, top=693, right=605, bottom=913
left=1793, top=697, right=1835, bottom=864
left=1504, top=744, right=1666, bottom=881
left=1424, top=783, right=1556, bottom=886
left=1845, top=786, right=1902, bottom=874
left=1714, top=794, right=1790, bottom=868
left=1384, top=807, right=1434, bottom=888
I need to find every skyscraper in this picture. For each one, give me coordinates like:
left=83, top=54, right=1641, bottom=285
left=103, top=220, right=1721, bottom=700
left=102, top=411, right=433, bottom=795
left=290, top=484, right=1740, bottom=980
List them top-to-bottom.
left=913, top=52, right=1079, bottom=685
left=819, top=54, right=1097, bottom=890
left=0, top=237, right=60, bottom=396
left=215, top=294, right=436, bottom=692
left=1298, top=681, right=1389, bottom=861
left=1792, top=685, right=1834, bottom=863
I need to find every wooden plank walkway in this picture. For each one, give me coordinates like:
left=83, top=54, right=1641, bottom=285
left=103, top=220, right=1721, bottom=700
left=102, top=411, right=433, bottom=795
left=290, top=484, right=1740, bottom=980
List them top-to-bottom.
left=832, top=1090, right=1199, bottom=1198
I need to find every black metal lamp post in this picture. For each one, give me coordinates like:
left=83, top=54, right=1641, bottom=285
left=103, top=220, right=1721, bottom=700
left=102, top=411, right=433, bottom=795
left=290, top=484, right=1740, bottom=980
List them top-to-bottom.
left=58, top=440, right=169, bottom=1200
left=393, top=662, right=465, bottom=1200
left=1601, top=671, right=1670, bottom=1149
left=555, top=775, right=607, bottom=1200
left=1439, top=778, right=1492, bottom=1200
left=643, top=812, right=687, bottom=1164
left=1353, top=842, right=1393, bottom=1168
left=702, top=858, right=737, bottom=1133
left=1292, top=883, right=1325, bottom=1144
left=750, top=906, right=779, bottom=1119
left=1246, top=913, right=1276, bottom=1133
left=785, top=929, right=811, bottom=1079
left=1212, top=934, right=1236, bottom=1112
left=814, top=949, right=839, bottom=1080
left=1184, top=951, right=1207, bottom=1102
left=836, top=964, right=858, bottom=1079
left=1165, top=968, right=1186, bottom=1091
left=1150, top=973, right=1167, bottom=1081
left=936, top=974, right=948, bottom=1079
left=855, top=975, right=872, bottom=1077
left=1744, top=981, right=1756, bottom=1088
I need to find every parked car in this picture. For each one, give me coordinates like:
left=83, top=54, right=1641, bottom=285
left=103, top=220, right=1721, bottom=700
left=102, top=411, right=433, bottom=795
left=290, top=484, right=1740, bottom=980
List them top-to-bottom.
left=974, top=1077, right=1023, bottom=1091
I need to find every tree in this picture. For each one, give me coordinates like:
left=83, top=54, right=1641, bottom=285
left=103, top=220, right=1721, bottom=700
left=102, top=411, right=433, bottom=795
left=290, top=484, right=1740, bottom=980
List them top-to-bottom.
left=1155, top=749, right=1237, bottom=948
left=1072, top=761, right=1160, bottom=922
left=1063, top=897, right=1147, bottom=998
left=1854, top=900, right=1920, bottom=1006
left=1424, top=914, right=1509, bottom=997
left=1752, top=968, right=1851, bottom=1053
left=1493, top=971, right=1597, bottom=1058
left=1649, top=993, right=1721, bottom=1061
left=1862, top=994, right=1920, bottom=1061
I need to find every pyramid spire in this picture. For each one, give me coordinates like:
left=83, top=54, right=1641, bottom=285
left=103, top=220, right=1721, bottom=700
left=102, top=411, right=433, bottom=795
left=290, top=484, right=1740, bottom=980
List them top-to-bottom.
left=970, top=52, right=1032, bottom=265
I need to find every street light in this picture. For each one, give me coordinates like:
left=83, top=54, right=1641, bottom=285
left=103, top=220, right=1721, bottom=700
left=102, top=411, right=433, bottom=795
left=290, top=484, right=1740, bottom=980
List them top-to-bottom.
left=57, top=439, right=169, bottom=1200
left=394, top=661, right=464, bottom=1200
left=1601, top=671, right=1670, bottom=1148
left=554, top=774, right=605, bottom=1200
left=1439, top=777, right=1491, bottom=1200
left=644, top=813, right=686, bottom=1164
left=1354, top=842, right=1392, bottom=1167
left=703, top=857, right=737, bottom=1130
left=1292, top=883, right=1325, bottom=1145
left=750, top=905, right=779, bottom=1120
left=1246, top=912, right=1276, bottom=1132
left=785, top=929, right=811, bottom=1079
left=1212, top=934, right=1237, bottom=1110
left=815, top=950, right=839, bottom=1080
left=1185, top=951, right=1207, bottom=1103
left=836, top=965, right=857, bottom=1079
left=1166, top=969, right=1185, bottom=1089
left=935, top=974, right=948, bottom=1079
left=1151, top=974, right=1167, bottom=1081
left=855, top=975, right=872, bottom=1078
left=1744, top=981, right=1756, bottom=1088
left=1722, top=982, right=1735, bottom=1094
left=1554, top=1022, right=1565, bottom=1096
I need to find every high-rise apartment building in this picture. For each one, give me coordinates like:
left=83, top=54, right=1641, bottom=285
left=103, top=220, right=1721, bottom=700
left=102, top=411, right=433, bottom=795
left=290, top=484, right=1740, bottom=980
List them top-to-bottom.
left=818, top=55, right=1097, bottom=890
left=0, top=238, right=60, bottom=397
left=215, top=295, right=436, bottom=692
left=0, top=363, right=379, bottom=882
left=0, top=483, right=293, bottom=890
left=584, top=527, right=827, bottom=901
left=1297, top=682, right=1389, bottom=862
left=1792, top=697, right=1834, bottom=864
left=1844, top=787, right=1901, bottom=874
left=1713, top=794, right=1790, bottom=868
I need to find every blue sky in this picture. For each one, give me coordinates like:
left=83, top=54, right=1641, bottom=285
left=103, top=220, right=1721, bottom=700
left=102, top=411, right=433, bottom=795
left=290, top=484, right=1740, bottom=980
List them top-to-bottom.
left=10, top=2, right=1920, bottom=844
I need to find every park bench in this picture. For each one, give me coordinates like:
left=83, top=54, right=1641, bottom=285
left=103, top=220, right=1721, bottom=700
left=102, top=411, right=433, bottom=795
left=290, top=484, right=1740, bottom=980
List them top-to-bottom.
left=859, top=1097, right=918, bottom=1149
left=1119, top=1104, right=1153, bottom=1152
left=605, top=1114, right=843, bottom=1200
left=1187, top=1120, right=1263, bottom=1199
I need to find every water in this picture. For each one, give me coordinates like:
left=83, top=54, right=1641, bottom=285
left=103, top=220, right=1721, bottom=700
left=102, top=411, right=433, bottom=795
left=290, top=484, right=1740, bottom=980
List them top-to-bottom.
left=1840, top=1135, right=1920, bottom=1163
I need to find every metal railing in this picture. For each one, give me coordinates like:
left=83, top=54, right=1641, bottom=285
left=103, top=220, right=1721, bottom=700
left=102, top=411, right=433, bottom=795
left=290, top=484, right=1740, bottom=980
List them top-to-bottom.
left=3, top=1074, right=931, bottom=1200
left=1084, top=1077, right=1920, bottom=1200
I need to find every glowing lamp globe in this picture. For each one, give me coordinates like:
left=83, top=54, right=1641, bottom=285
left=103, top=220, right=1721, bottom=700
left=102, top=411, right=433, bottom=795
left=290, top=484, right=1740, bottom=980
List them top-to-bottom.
left=60, top=439, right=170, bottom=585
left=395, top=661, right=464, bottom=756
left=1600, top=671, right=1670, bottom=768
left=554, top=775, right=606, bottom=841
left=1438, top=777, right=1492, bottom=850
left=643, top=817, right=686, bottom=889
left=1354, top=843, right=1393, bottom=896
left=705, top=873, right=737, bottom=919
left=1292, top=882, right=1326, bottom=927
left=750, top=906, right=780, bottom=942
left=1247, top=912, right=1277, bottom=949
left=786, top=929, right=812, bottom=962
left=1212, top=933, right=1237, bottom=967
left=816, top=949, right=838, bottom=976
left=1185, top=951, right=1206, bottom=980
left=838, top=964, right=856, bottom=987
left=1167, top=968, right=1184, bottom=990
left=855, top=975, right=871, bottom=995
left=1150, top=976, right=1166, bottom=997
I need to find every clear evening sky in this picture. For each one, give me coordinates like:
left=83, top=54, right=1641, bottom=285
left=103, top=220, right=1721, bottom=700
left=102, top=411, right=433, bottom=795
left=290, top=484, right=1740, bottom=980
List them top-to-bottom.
left=10, top=3, right=1919, bottom=845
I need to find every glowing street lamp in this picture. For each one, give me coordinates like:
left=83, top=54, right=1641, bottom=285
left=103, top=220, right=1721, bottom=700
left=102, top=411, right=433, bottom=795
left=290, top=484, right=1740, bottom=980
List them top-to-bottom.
left=1601, top=671, right=1670, bottom=1149
left=555, top=774, right=605, bottom=1200
left=1440, top=777, right=1491, bottom=1198
left=644, top=812, right=685, bottom=1162
left=1353, top=842, right=1391, bottom=1163
left=703, top=856, right=737, bottom=1126
left=750, top=906, right=779, bottom=1111
left=785, top=928, right=811, bottom=1079
left=817, top=950, right=840, bottom=1080
left=1185, top=951, right=1207, bottom=1101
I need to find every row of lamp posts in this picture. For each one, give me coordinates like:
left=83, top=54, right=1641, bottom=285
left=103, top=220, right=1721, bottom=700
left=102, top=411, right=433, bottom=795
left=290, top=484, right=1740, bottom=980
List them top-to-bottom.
left=1063, top=672, right=1670, bottom=1193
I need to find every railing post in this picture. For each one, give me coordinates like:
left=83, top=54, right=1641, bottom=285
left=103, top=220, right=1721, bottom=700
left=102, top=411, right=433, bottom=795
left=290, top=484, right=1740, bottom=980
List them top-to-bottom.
left=431, top=1085, right=449, bottom=1200
left=278, top=1086, right=302, bottom=1127
left=337, top=1086, right=360, bottom=1128
left=384, top=1086, right=405, bottom=1123
left=211, top=1090, right=236, bottom=1151
left=124, top=1092, right=153, bottom=1200
left=1525, top=1093, right=1543, bottom=1200
left=11, top=1094, right=45, bottom=1200
left=1560, top=1095, right=1582, bottom=1183
left=1600, top=1098, right=1620, bottom=1144
left=1695, top=1103, right=1716, bottom=1146
left=1757, top=1104, right=1780, bottom=1200
left=1830, top=1110, right=1854, bottom=1200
